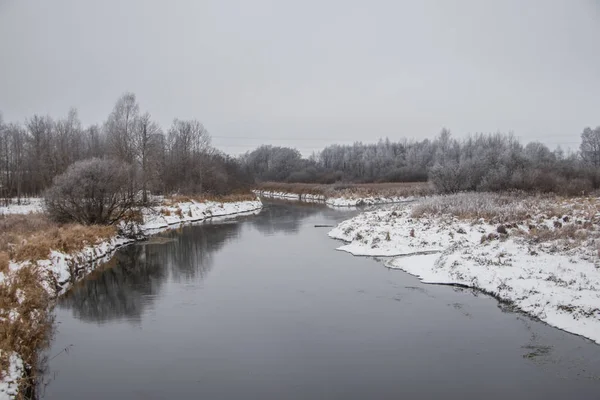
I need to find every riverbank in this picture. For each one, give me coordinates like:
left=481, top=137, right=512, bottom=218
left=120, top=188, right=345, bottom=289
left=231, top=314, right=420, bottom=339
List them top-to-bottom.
left=254, top=182, right=432, bottom=207
left=328, top=192, right=600, bottom=344
left=0, top=197, right=263, bottom=399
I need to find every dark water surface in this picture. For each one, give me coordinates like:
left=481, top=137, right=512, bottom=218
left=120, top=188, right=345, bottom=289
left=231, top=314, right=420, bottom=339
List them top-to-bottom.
left=41, top=202, right=600, bottom=399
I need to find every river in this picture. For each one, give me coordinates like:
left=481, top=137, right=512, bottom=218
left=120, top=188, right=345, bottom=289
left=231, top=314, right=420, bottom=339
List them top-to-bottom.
left=40, top=201, right=600, bottom=399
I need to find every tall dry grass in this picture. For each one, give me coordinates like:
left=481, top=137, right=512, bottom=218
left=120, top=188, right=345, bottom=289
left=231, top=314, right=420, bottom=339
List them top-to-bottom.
left=410, top=192, right=570, bottom=222
left=0, top=213, right=116, bottom=263
left=0, top=252, right=9, bottom=274
left=0, top=265, right=52, bottom=394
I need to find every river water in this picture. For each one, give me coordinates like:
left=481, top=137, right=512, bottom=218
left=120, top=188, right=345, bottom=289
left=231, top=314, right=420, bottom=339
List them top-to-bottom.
left=40, top=201, right=600, bottom=399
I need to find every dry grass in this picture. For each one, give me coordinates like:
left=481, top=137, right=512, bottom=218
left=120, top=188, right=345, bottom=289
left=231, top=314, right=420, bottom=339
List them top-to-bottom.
left=256, top=182, right=434, bottom=198
left=410, top=192, right=571, bottom=222
left=411, top=192, right=600, bottom=249
left=0, top=213, right=116, bottom=263
left=527, top=224, right=592, bottom=243
left=0, top=251, right=8, bottom=274
left=0, top=265, right=52, bottom=394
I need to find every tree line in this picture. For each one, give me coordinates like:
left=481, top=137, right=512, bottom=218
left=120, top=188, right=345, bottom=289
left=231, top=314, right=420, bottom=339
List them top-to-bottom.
left=2, top=92, right=599, bottom=208
left=0, top=93, right=253, bottom=204
left=241, top=128, right=600, bottom=195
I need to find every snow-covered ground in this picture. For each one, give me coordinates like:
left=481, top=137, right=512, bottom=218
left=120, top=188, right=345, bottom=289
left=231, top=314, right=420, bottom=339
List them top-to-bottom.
left=253, top=190, right=325, bottom=202
left=255, top=190, right=415, bottom=207
left=0, top=197, right=263, bottom=398
left=0, top=198, right=44, bottom=215
left=328, top=198, right=600, bottom=344
left=140, top=199, right=263, bottom=231
left=0, top=353, right=22, bottom=400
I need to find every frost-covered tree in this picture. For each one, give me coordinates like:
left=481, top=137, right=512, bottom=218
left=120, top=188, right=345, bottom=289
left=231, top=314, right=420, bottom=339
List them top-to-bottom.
left=105, top=93, right=139, bottom=164
left=133, top=113, right=162, bottom=203
left=164, top=119, right=212, bottom=193
left=580, top=127, right=600, bottom=167
left=241, top=145, right=303, bottom=181
left=44, top=158, right=136, bottom=225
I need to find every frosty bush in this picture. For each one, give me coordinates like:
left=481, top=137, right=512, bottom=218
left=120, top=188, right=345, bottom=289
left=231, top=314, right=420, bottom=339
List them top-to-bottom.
left=44, top=158, right=136, bottom=224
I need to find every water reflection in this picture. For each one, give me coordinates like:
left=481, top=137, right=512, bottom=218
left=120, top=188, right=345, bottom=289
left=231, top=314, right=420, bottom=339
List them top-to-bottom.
left=251, top=200, right=324, bottom=235
left=56, top=205, right=325, bottom=326
left=58, top=220, right=243, bottom=324
left=164, top=222, right=241, bottom=282
left=58, top=245, right=166, bottom=324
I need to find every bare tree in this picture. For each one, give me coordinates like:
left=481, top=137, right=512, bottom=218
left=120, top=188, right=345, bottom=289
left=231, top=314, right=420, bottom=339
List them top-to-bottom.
left=105, top=93, right=139, bottom=164
left=53, top=108, right=83, bottom=175
left=133, top=113, right=162, bottom=203
left=0, top=114, right=6, bottom=205
left=26, top=115, right=55, bottom=194
left=165, top=119, right=211, bottom=193
left=83, top=124, right=106, bottom=159
left=580, top=127, right=600, bottom=167
left=44, top=158, right=136, bottom=225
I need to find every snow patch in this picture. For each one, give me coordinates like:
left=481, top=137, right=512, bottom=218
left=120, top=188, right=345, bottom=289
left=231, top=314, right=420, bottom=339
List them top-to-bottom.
left=255, top=190, right=415, bottom=207
left=0, top=198, right=44, bottom=215
left=0, top=353, right=23, bottom=400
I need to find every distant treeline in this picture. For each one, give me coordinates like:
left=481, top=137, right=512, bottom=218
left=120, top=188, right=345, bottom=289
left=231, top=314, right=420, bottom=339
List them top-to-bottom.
left=2, top=92, right=600, bottom=200
left=0, top=93, right=253, bottom=200
left=241, top=128, right=600, bottom=195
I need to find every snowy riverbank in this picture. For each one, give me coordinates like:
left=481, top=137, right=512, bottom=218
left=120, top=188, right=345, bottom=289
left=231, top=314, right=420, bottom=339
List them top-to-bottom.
left=254, top=190, right=416, bottom=207
left=328, top=194, right=600, bottom=344
left=0, top=198, right=263, bottom=399
left=28, top=198, right=264, bottom=294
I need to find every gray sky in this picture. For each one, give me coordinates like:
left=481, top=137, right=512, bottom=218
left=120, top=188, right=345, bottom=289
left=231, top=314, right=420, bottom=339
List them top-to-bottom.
left=1, top=0, right=599, bottom=155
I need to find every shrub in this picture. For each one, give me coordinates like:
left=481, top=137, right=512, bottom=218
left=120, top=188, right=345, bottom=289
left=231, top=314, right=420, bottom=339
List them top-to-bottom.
left=44, top=158, right=136, bottom=225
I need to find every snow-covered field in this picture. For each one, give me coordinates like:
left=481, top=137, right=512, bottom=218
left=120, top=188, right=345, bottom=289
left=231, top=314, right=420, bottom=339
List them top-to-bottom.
left=255, top=190, right=415, bottom=207
left=328, top=196, right=600, bottom=344
left=0, top=198, right=263, bottom=399
left=0, top=198, right=44, bottom=215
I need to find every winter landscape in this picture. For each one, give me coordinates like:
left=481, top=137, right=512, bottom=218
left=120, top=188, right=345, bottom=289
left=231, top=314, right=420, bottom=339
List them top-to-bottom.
left=2, top=1, right=600, bottom=399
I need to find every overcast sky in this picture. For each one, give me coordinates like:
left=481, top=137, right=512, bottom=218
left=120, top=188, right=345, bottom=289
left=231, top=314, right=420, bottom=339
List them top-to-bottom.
left=1, top=0, right=599, bottom=155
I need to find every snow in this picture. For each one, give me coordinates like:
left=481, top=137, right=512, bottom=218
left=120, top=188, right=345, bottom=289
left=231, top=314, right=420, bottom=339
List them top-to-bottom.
left=253, top=190, right=325, bottom=203
left=255, top=190, right=415, bottom=207
left=326, top=196, right=415, bottom=207
left=0, top=198, right=44, bottom=215
left=141, top=199, right=263, bottom=231
left=328, top=201, right=600, bottom=344
left=0, top=353, right=23, bottom=400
